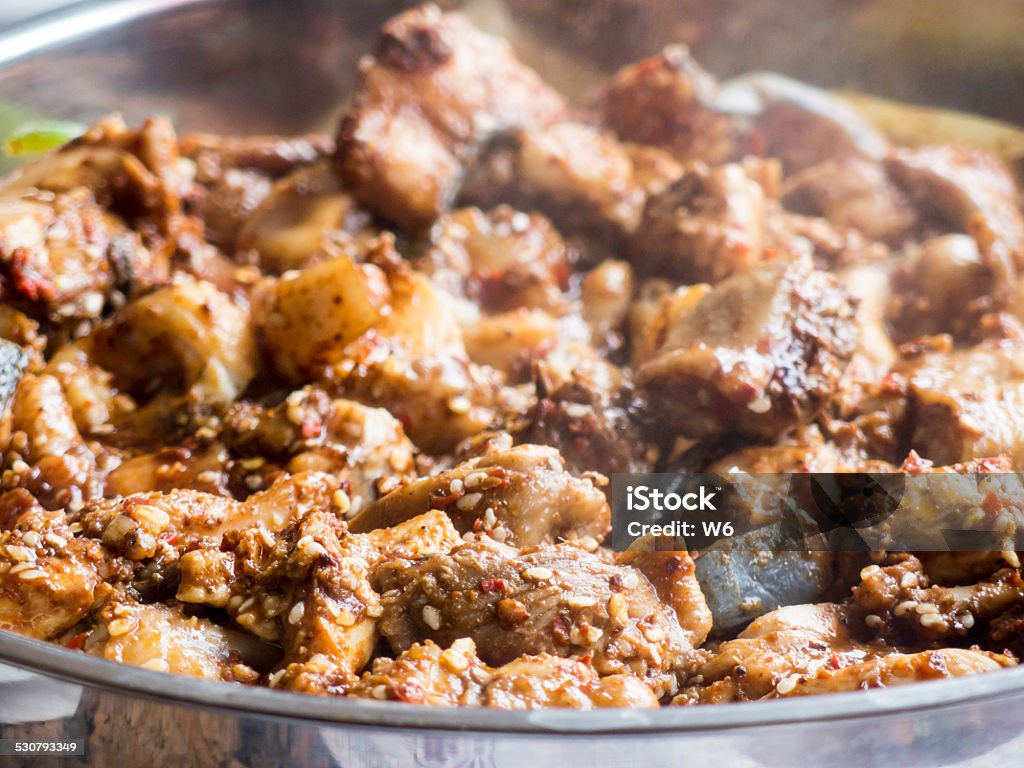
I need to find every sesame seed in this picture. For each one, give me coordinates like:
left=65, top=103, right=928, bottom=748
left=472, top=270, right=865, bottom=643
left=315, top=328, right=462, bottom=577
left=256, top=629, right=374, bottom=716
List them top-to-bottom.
left=448, top=396, right=471, bottom=415
left=564, top=403, right=591, bottom=419
left=239, top=457, right=265, bottom=470
left=11, top=460, right=30, bottom=474
left=196, top=471, right=220, bottom=484
left=464, top=471, right=487, bottom=489
left=449, top=478, right=464, bottom=494
left=332, top=489, right=351, bottom=515
left=455, top=493, right=483, bottom=511
left=133, top=504, right=170, bottom=531
left=481, top=508, right=497, bottom=529
left=257, top=528, right=275, bottom=548
left=21, top=532, right=39, bottom=548
left=44, top=533, right=67, bottom=550
left=5, top=545, right=35, bottom=562
left=8, top=562, right=32, bottom=574
left=860, top=565, right=882, bottom=580
left=523, top=567, right=554, bottom=582
left=17, top=569, right=46, bottom=581
left=620, top=572, right=640, bottom=590
left=900, top=572, right=919, bottom=588
left=607, top=593, right=628, bottom=623
left=238, top=596, right=256, bottom=613
left=567, top=596, right=597, bottom=609
left=894, top=601, right=918, bottom=616
left=288, top=602, right=306, bottom=625
left=915, top=602, right=939, bottom=615
left=366, top=603, right=383, bottom=618
left=422, top=605, right=442, bottom=630
left=961, top=612, right=975, bottom=629
left=920, top=613, right=947, bottom=629
left=864, top=614, right=884, bottom=629
left=107, top=618, right=135, bottom=636
left=584, top=626, right=604, bottom=644
left=642, top=626, right=666, bottom=643
left=440, top=648, right=469, bottom=672
left=141, top=658, right=170, bottom=672
left=806, top=659, right=827, bottom=677
left=267, top=670, right=286, bottom=688
left=776, top=675, right=800, bottom=695
left=371, top=684, right=388, bottom=700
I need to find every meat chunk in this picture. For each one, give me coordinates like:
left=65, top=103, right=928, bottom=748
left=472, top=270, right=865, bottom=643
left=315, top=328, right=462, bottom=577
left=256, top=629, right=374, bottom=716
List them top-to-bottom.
left=335, top=5, right=566, bottom=232
left=588, top=45, right=742, bottom=165
left=726, top=73, right=889, bottom=173
left=461, top=123, right=653, bottom=244
left=886, top=145, right=1024, bottom=303
left=782, top=158, right=918, bottom=247
left=634, top=161, right=776, bottom=283
left=235, top=162, right=375, bottom=274
left=417, top=206, right=572, bottom=317
left=888, top=235, right=990, bottom=340
left=636, top=255, right=857, bottom=440
left=90, top=278, right=256, bottom=405
left=899, top=339, right=1024, bottom=466
left=5, top=373, right=102, bottom=510
left=223, top=387, right=416, bottom=512
left=349, top=443, right=609, bottom=547
left=0, top=490, right=106, bottom=640
left=177, top=508, right=379, bottom=694
left=374, top=540, right=696, bottom=695
left=83, top=601, right=261, bottom=682
left=676, top=602, right=1011, bottom=703
left=349, top=637, right=659, bottom=709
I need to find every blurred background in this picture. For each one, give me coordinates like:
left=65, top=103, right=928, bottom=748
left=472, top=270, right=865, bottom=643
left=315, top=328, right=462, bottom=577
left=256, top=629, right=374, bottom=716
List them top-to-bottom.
left=2, top=0, right=1024, bottom=130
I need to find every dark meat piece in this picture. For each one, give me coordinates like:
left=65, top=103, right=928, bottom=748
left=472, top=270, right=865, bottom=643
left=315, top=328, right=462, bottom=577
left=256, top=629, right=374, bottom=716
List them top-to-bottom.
left=335, top=5, right=567, bottom=233
left=588, top=45, right=743, bottom=165
left=726, top=72, right=889, bottom=173
left=460, top=123, right=656, bottom=247
left=181, top=132, right=333, bottom=177
left=886, top=145, right=1024, bottom=303
left=782, top=157, right=919, bottom=247
left=633, top=160, right=777, bottom=283
left=235, top=162, right=375, bottom=274
left=418, top=205, right=572, bottom=316
left=888, top=235, right=991, bottom=340
left=636, top=255, right=857, bottom=440
left=897, top=339, right=1024, bottom=466
left=349, top=443, right=609, bottom=547
left=375, top=540, right=699, bottom=694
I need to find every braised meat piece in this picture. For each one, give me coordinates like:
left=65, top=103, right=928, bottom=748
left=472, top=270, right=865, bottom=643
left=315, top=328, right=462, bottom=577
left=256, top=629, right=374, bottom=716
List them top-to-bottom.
left=335, top=5, right=566, bottom=233
left=633, top=161, right=776, bottom=283
left=636, top=255, right=857, bottom=440
left=349, top=443, right=609, bottom=547
left=374, top=540, right=705, bottom=695
left=349, top=637, right=658, bottom=709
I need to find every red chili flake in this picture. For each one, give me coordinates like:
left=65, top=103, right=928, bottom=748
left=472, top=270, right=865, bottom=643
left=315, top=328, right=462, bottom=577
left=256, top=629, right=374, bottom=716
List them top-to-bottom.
left=8, top=248, right=56, bottom=301
left=880, top=373, right=907, bottom=395
left=300, top=417, right=322, bottom=438
left=429, top=489, right=463, bottom=510
left=982, top=492, right=1003, bottom=520
left=161, top=532, right=178, bottom=545
left=480, top=578, right=505, bottom=594
left=65, top=632, right=88, bottom=650
left=830, top=652, right=843, bottom=669
left=394, top=681, right=425, bottom=704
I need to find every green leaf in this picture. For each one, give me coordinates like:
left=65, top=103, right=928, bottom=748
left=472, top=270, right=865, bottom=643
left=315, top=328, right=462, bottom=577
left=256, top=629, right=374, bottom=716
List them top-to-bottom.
left=3, top=119, right=85, bottom=157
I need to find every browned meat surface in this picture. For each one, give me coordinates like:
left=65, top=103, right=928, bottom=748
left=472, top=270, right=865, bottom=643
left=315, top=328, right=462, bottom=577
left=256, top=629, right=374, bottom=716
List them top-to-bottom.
left=0, top=4, right=1022, bottom=709
left=335, top=5, right=566, bottom=233
left=633, top=161, right=776, bottom=283
left=636, top=255, right=857, bottom=440
left=349, top=443, right=609, bottom=547
left=374, top=540, right=703, bottom=696
left=349, top=637, right=658, bottom=708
